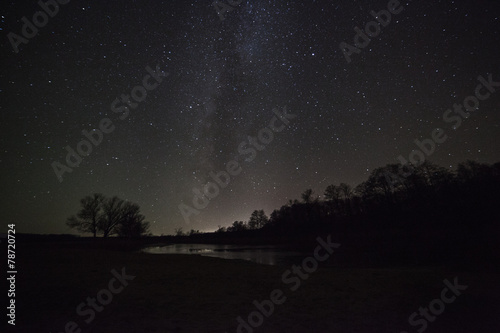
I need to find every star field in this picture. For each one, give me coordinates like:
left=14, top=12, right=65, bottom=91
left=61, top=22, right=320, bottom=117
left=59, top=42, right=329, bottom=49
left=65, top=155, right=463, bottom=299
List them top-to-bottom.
left=1, top=0, right=499, bottom=235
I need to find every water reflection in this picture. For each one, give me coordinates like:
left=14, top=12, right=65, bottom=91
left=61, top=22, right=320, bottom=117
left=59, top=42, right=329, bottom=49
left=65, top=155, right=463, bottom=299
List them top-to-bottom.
left=142, top=244, right=304, bottom=266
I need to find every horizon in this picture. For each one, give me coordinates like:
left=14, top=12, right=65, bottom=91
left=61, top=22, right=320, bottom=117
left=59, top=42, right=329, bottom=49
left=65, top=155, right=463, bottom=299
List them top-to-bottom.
left=7, top=157, right=499, bottom=238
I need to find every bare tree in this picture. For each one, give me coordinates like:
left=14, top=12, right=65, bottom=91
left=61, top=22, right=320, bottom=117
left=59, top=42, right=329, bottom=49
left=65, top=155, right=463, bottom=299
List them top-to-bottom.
left=66, top=193, right=104, bottom=237
left=67, top=194, right=149, bottom=238
left=99, top=196, right=125, bottom=237
left=115, top=202, right=150, bottom=238
left=174, top=228, right=185, bottom=236
left=188, top=229, right=201, bottom=236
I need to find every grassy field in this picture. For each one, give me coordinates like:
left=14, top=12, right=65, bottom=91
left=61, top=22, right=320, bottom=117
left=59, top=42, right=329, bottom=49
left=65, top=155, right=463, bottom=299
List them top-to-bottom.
left=11, top=241, right=500, bottom=333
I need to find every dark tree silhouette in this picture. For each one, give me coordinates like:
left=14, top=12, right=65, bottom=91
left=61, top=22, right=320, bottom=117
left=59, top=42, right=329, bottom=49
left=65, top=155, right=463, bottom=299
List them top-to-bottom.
left=210, top=158, right=500, bottom=270
left=457, top=160, right=485, bottom=181
left=339, top=183, right=353, bottom=200
left=324, top=184, right=343, bottom=215
left=324, top=185, right=341, bottom=202
left=301, top=189, right=314, bottom=203
left=65, top=193, right=104, bottom=237
left=66, top=194, right=149, bottom=237
left=99, top=196, right=125, bottom=237
left=115, top=202, right=150, bottom=238
left=248, top=210, right=268, bottom=229
left=227, top=221, right=247, bottom=232
left=215, top=225, right=227, bottom=233
left=174, top=228, right=185, bottom=236
left=188, top=229, right=201, bottom=236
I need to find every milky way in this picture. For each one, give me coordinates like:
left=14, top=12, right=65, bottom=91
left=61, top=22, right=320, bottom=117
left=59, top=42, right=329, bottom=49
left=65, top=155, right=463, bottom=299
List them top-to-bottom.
left=1, top=0, right=499, bottom=234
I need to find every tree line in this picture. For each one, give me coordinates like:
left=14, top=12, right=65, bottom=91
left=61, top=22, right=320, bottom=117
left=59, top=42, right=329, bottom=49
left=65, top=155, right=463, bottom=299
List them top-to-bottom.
left=66, top=159, right=500, bottom=240
left=212, top=160, right=500, bottom=235
left=66, top=194, right=150, bottom=238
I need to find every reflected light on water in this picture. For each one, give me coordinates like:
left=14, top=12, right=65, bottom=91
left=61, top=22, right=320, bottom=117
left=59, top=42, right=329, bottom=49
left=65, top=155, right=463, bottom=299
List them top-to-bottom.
left=142, top=244, right=300, bottom=266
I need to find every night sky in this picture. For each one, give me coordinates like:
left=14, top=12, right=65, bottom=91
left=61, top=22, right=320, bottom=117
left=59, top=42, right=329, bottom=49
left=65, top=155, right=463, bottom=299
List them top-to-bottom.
left=2, top=0, right=499, bottom=235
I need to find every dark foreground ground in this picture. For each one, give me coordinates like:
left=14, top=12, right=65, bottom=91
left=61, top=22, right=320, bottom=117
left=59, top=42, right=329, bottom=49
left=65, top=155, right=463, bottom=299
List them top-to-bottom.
left=7, top=240, right=500, bottom=333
